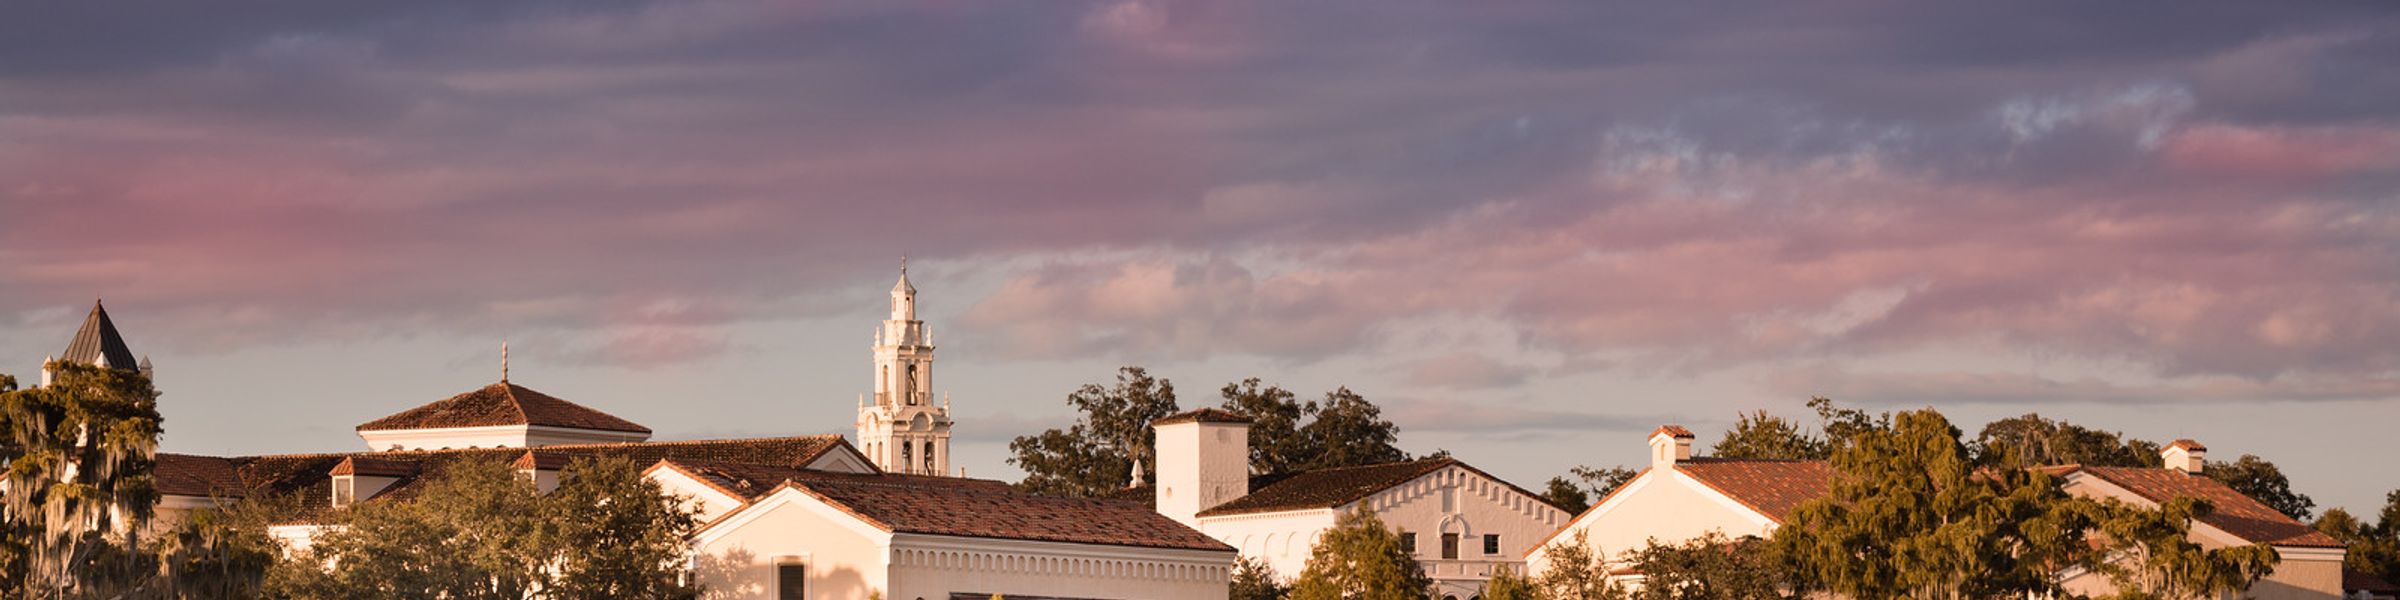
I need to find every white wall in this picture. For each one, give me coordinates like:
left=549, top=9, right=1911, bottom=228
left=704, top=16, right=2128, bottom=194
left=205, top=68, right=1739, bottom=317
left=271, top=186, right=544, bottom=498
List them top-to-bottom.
left=1156, top=420, right=1249, bottom=527
left=1196, top=464, right=1570, bottom=598
left=1524, top=469, right=1775, bottom=578
left=692, top=488, right=893, bottom=600
left=1201, top=509, right=1338, bottom=583
left=886, top=536, right=1233, bottom=600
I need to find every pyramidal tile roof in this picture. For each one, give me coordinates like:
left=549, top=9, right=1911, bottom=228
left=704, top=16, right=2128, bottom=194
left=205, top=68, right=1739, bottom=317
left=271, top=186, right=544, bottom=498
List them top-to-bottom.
left=60, top=300, right=139, bottom=371
left=356, top=381, right=651, bottom=433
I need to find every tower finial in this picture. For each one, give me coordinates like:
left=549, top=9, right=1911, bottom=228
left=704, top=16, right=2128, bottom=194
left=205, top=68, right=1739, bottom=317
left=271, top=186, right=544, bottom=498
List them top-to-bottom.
left=901, top=254, right=909, bottom=276
left=501, top=342, right=510, bottom=382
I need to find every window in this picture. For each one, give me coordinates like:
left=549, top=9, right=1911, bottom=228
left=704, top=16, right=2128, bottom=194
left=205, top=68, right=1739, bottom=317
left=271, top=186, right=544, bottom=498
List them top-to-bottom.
left=922, top=441, right=935, bottom=471
left=901, top=443, right=913, bottom=471
left=332, top=476, right=355, bottom=507
left=1400, top=532, right=1417, bottom=555
left=1442, top=533, right=1459, bottom=559
left=1484, top=534, right=1501, bottom=555
left=775, top=564, right=805, bottom=600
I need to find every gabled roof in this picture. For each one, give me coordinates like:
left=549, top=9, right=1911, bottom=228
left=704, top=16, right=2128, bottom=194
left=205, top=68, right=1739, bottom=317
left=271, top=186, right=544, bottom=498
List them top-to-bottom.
left=59, top=300, right=139, bottom=371
left=356, top=382, right=651, bottom=434
left=180, top=435, right=848, bottom=524
left=1193, top=458, right=1564, bottom=517
left=1674, top=458, right=1835, bottom=524
left=2063, top=465, right=2342, bottom=548
left=2348, top=569, right=2400, bottom=593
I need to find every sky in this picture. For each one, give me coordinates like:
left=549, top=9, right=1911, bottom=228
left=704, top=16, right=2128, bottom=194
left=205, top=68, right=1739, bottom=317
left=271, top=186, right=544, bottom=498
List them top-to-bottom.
left=2, top=1, right=2396, bottom=516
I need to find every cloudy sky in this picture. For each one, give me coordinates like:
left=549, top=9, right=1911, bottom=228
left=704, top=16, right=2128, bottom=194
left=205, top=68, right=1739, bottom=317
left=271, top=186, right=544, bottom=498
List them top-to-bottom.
left=3, top=1, right=2396, bottom=515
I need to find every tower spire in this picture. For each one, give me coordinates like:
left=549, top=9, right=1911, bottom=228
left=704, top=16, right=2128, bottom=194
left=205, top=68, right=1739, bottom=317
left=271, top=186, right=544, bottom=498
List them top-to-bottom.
left=501, top=342, right=510, bottom=382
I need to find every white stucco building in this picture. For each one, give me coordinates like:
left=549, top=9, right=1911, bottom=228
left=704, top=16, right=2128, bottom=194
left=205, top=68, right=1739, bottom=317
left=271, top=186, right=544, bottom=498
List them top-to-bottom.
left=128, top=267, right=1235, bottom=600
left=1142, top=408, right=1571, bottom=599
left=1527, top=426, right=2348, bottom=599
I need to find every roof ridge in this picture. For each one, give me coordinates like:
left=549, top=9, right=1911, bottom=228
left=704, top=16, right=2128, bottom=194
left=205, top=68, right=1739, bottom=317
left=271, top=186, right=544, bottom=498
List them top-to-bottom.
left=499, top=382, right=534, bottom=427
left=228, top=434, right=843, bottom=461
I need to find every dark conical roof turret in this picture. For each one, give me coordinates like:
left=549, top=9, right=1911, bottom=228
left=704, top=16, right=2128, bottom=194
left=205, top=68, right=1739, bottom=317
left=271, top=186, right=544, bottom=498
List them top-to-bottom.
left=60, top=300, right=139, bottom=371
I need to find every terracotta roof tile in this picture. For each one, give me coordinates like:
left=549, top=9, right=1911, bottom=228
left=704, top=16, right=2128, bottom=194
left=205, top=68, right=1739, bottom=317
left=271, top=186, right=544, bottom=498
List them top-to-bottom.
left=356, top=382, right=651, bottom=434
left=1155, top=408, right=1253, bottom=425
left=1651, top=425, right=1696, bottom=439
left=210, top=435, right=845, bottom=524
left=2168, top=439, right=2207, bottom=451
left=156, top=453, right=245, bottom=498
left=330, top=456, right=417, bottom=477
left=1195, top=459, right=1454, bottom=516
left=1673, top=459, right=1834, bottom=523
left=2073, top=466, right=2342, bottom=548
left=792, top=475, right=1232, bottom=552
left=2348, top=569, right=2400, bottom=593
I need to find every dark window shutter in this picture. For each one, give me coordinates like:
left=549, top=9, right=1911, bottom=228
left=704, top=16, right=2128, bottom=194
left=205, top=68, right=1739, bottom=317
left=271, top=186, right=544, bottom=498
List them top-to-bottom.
left=777, top=564, right=806, bottom=600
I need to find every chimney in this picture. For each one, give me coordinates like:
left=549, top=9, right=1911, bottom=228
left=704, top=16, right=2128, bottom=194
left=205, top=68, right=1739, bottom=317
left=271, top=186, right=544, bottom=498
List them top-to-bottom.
left=1151, top=408, right=1252, bottom=527
left=1650, top=425, right=1696, bottom=470
left=2162, top=439, right=2206, bottom=475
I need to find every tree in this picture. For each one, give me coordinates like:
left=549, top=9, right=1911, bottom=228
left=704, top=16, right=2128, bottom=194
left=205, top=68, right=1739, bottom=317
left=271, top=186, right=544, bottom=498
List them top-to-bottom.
left=0, top=361, right=165, bottom=598
left=1008, top=367, right=1181, bottom=497
left=1221, top=379, right=1315, bottom=475
left=1297, top=387, right=1408, bottom=470
left=1806, top=397, right=1886, bottom=451
left=1772, top=408, right=2097, bottom=599
left=1710, top=410, right=1826, bottom=460
left=1970, top=413, right=2158, bottom=470
left=2204, top=454, right=2315, bottom=521
left=273, top=457, right=701, bottom=599
left=537, top=457, right=703, bottom=600
left=1541, top=466, right=1637, bottom=516
left=1541, top=477, right=1592, bottom=515
left=2338, top=491, right=2400, bottom=587
left=2086, top=496, right=2278, bottom=599
left=147, top=498, right=284, bottom=599
left=1289, top=507, right=1432, bottom=600
left=1527, top=530, right=1623, bottom=600
left=1623, top=533, right=1790, bottom=600
left=1231, top=555, right=1290, bottom=600
left=1481, top=564, right=1542, bottom=600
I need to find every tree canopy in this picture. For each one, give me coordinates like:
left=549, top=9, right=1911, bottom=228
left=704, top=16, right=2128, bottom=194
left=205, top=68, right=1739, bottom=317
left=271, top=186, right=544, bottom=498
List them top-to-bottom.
left=1, top=361, right=165, bottom=598
left=1007, top=367, right=1181, bottom=497
left=1710, top=410, right=1827, bottom=460
left=2203, top=454, right=2316, bottom=521
left=271, top=456, right=701, bottom=600
left=1288, top=507, right=1433, bottom=600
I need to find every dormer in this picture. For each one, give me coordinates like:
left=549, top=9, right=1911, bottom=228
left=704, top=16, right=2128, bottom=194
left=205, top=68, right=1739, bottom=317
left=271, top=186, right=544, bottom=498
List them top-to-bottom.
left=1650, top=425, right=1696, bottom=470
left=514, top=451, right=571, bottom=493
left=331, top=457, right=414, bottom=508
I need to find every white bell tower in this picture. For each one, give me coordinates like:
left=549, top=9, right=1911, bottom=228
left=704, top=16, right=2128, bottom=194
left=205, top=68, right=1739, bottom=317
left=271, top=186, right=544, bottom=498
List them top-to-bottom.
left=856, top=261, right=954, bottom=476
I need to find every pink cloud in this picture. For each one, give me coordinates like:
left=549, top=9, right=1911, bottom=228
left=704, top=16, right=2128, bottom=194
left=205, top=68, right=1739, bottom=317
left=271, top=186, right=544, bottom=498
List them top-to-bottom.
left=2161, top=123, right=2400, bottom=178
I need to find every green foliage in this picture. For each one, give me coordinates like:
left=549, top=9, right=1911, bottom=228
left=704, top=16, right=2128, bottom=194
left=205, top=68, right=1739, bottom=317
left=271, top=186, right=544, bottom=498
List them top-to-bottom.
left=0, top=361, right=166, bottom=597
left=1008, top=367, right=1181, bottom=497
left=1221, top=379, right=1315, bottom=475
left=1297, top=387, right=1408, bottom=470
left=1804, top=397, right=1887, bottom=452
left=1772, top=409, right=2097, bottom=599
left=1710, top=410, right=1827, bottom=460
left=1970, top=413, right=2159, bottom=470
left=2203, top=454, right=2315, bottom=521
left=272, top=457, right=700, bottom=599
left=1542, top=466, right=1637, bottom=515
left=1541, top=477, right=1591, bottom=515
left=2328, top=492, right=2400, bottom=588
left=2087, top=496, right=2278, bottom=599
left=148, top=499, right=284, bottom=599
left=1289, top=507, right=1432, bottom=600
left=1527, top=530, right=1622, bottom=600
left=1622, top=533, right=1790, bottom=600
left=1231, top=555, right=1290, bottom=600
left=1481, top=564, right=1542, bottom=600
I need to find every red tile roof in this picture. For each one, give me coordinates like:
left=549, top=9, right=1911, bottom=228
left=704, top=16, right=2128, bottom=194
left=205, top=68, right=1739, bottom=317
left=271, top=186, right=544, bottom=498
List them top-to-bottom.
left=356, top=382, right=651, bottom=434
left=1155, top=408, right=1253, bottom=425
left=1651, top=425, right=1696, bottom=439
left=182, top=435, right=846, bottom=524
left=2168, top=439, right=2207, bottom=451
left=156, top=453, right=245, bottom=498
left=330, top=456, right=417, bottom=477
left=651, top=458, right=1227, bottom=551
left=1191, top=458, right=1564, bottom=517
left=1673, top=459, right=1835, bottom=524
left=2069, top=466, right=2342, bottom=548
left=791, top=474, right=1232, bottom=552
left=2348, top=569, right=2400, bottom=593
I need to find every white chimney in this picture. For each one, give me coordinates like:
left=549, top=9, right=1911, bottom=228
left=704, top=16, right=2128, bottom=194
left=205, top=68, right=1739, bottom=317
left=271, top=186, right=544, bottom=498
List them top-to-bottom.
left=1152, top=408, right=1252, bottom=527
left=1650, top=425, right=1696, bottom=470
left=2162, top=439, right=2206, bottom=475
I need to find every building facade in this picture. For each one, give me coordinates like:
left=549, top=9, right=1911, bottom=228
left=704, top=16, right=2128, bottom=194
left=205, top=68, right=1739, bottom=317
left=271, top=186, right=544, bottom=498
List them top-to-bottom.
left=856, top=265, right=954, bottom=476
left=1147, top=409, right=1571, bottom=599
